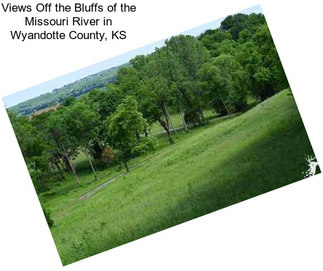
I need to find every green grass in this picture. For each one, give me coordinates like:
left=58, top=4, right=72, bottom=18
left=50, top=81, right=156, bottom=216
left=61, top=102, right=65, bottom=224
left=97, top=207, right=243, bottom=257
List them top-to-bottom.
left=39, top=89, right=317, bottom=265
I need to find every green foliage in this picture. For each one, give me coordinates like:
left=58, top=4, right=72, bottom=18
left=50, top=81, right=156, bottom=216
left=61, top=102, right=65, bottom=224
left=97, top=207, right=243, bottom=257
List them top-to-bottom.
left=198, top=13, right=288, bottom=102
left=220, top=13, right=265, bottom=40
left=252, top=25, right=289, bottom=92
left=199, top=29, right=235, bottom=57
left=164, top=35, right=210, bottom=124
left=166, top=35, right=209, bottom=80
left=198, top=54, right=247, bottom=114
left=213, top=54, right=248, bottom=111
left=82, top=88, right=124, bottom=159
left=85, top=88, right=123, bottom=121
left=62, top=96, right=76, bottom=106
left=105, top=96, right=148, bottom=171
left=61, top=100, right=100, bottom=148
left=8, top=111, right=54, bottom=190
left=9, top=112, right=44, bottom=158
left=131, top=137, right=158, bottom=156
left=27, top=162, right=45, bottom=191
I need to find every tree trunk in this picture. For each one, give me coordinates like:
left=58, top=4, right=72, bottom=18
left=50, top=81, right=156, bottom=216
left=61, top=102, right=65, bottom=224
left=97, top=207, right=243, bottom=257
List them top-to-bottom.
left=175, top=91, right=188, bottom=132
left=219, top=95, right=231, bottom=116
left=160, top=103, right=174, bottom=144
left=162, top=103, right=175, bottom=144
left=162, top=103, right=170, bottom=129
left=164, top=104, right=177, bottom=135
left=179, top=107, right=188, bottom=132
left=159, top=119, right=174, bottom=145
left=144, top=129, right=148, bottom=137
left=53, top=133, right=80, bottom=185
left=92, top=140, right=104, bottom=159
left=120, top=147, right=130, bottom=172
left=84, top=150, right=97, bottom=181
left=64, top=152, right=80, bottom=186
left=63, top=155, right=73, bottom=172
left=53, top=156, right=63, bottom=172
left=123, top=158, right=129, bottom=172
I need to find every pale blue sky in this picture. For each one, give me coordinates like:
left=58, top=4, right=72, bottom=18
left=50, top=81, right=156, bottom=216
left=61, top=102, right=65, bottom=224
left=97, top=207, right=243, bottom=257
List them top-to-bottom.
left=3, top=5, right=262, bottom=108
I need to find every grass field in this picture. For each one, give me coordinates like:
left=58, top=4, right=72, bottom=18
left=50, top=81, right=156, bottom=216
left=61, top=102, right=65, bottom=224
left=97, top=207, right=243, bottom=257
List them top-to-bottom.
left=39, top=89, right=317, bottom=265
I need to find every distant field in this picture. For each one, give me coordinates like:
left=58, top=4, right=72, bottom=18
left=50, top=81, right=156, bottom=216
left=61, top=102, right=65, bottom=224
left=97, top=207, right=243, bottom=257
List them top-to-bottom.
left=40, top=89, right=316, bottom=265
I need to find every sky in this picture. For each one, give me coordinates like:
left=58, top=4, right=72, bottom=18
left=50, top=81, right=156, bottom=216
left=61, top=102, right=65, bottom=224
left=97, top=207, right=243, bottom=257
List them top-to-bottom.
left=2, top=5, right=262, bottom=108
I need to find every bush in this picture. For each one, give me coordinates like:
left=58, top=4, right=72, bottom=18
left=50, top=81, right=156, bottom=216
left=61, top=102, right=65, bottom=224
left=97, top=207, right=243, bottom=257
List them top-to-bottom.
left=132, top=137, right=158, bottom=156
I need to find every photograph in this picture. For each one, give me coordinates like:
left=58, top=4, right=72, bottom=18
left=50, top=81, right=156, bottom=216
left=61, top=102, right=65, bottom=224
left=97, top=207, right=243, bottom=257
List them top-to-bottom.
left=2, top=5, right=320, bottom=265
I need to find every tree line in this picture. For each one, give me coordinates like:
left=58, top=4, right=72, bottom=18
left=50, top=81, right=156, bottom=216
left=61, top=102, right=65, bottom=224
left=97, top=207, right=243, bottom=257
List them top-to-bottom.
left=9, top=13, right=289, bottom=191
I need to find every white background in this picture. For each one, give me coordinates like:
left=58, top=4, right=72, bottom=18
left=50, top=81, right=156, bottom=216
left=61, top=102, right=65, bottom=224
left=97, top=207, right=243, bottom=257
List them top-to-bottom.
left=0, top=0, right=322, bottom=270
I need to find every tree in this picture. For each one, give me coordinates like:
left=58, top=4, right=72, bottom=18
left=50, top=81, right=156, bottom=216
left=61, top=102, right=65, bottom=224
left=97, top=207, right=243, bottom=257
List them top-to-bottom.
left=220, top=13, right=265, bottom=40
left=220, top=13, right=248, bottom=40
left=252, top=24, right=289, bottom=94
left=236, top=25, right=289, bottom=100
left=199, top=28, right=233, bottom=57
left=166, top=35, right=210, bottom=124
left=166, top=35, right=209, bottom=81
left=133, top=48, right=188, bottom=131
left=116, top=54, right=178, bottom=142
left=213, top=54, right=248, bottom=112
left=199, top=55, right=247, bottom=115
left=112, top=63, right=157, bottom=135
left=198, top=63, right=230, bottom=115
left=114, top=66, right=141, bottom=95
left=139, top=76, right=175, bottom=144
left=83, top=88, right=124, bottom=159
left=62, top=96, right=76, bottom=106
left=105, top=96, right=148, bottom=171
left=60, top=100, right=100, bottom=180
left=47, top=107, right=81, bottom=186
left=30, top=110, right=66, bottom=177
left=9, top=111, right=54, bottom=190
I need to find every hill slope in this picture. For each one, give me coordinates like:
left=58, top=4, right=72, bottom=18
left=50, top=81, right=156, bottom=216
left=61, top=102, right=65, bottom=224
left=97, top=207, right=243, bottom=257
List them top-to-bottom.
left=10, top=63, right=127, bottom=115
left=42, top=89, right=317, bottom=265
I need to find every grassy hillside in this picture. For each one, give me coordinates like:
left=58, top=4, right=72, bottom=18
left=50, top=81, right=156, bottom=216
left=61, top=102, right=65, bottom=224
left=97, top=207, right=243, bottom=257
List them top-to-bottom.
left=10, top=64, right=127, bottom=115
left=40, top=89, right=317, bottom=265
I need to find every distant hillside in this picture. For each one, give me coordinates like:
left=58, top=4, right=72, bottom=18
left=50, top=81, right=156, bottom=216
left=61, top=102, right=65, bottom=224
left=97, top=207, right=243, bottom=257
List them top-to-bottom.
left=10, top=63, right=127, bottom=115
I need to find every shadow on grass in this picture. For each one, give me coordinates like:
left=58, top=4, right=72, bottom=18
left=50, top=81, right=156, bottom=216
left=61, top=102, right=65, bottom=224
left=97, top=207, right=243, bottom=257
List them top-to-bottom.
left=145, top=111, right=319, bottom=232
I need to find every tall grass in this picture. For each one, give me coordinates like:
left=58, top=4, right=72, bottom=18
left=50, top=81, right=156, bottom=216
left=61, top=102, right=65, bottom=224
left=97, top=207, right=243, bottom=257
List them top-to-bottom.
left=40, top=89, right=317, bottom=265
